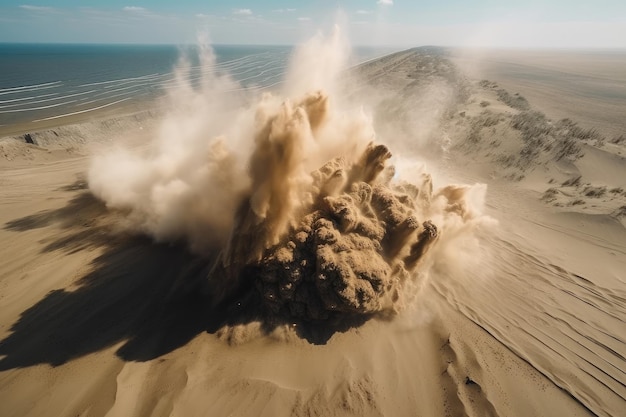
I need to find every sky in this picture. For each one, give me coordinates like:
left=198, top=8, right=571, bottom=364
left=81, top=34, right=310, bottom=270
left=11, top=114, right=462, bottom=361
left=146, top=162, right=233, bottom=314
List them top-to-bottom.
left=1, top=1, right=625, bottom=48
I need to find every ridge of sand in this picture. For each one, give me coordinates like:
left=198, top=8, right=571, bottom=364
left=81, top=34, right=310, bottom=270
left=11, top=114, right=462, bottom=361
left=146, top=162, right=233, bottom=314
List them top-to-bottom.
left=1, top=47, right=625, bottom=417
left=449, top=48, right=626, bottom=138
left=444, top=74, right=626, bottom=228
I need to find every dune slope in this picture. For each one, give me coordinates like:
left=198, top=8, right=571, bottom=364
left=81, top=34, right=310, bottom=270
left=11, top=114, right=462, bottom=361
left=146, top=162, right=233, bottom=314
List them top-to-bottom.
left=1, top=48, right=624, bottom=417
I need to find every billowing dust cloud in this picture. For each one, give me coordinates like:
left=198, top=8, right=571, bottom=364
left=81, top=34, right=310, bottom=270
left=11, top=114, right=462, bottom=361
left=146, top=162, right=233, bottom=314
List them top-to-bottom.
left=89, top=28, right=489, bottom=321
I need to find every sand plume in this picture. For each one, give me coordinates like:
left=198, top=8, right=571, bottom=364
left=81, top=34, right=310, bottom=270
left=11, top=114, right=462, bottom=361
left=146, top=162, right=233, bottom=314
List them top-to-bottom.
left=88, top=29, right=489, bottom=322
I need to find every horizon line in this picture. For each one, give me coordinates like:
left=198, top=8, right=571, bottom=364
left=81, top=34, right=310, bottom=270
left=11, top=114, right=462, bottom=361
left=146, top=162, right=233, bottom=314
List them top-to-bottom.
left=1, top=41, right=626, bottom=52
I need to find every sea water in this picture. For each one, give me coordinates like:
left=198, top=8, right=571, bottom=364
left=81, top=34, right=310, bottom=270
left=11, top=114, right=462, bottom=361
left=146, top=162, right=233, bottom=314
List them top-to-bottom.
left=0, top=44, right=397, bottom=128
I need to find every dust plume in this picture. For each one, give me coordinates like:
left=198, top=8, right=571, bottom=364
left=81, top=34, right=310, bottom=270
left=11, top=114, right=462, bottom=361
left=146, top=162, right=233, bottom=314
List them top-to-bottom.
left=88, top=28, right=490, bottom=322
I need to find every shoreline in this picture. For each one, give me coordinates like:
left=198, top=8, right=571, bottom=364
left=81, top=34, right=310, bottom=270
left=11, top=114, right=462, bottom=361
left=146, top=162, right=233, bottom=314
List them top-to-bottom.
left=0, top=46, right=407, bottom=140
left=0, top=96, right=164, bottom=139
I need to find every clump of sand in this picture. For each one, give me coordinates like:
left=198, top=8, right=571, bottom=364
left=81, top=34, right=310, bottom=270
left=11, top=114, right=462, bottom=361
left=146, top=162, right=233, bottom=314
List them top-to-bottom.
left=203, top=90, right=480, bottom=321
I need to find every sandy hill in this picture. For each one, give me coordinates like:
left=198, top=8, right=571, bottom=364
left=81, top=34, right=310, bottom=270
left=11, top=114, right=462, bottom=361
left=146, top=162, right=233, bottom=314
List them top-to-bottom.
left=0, top=46, right=624, bottom=417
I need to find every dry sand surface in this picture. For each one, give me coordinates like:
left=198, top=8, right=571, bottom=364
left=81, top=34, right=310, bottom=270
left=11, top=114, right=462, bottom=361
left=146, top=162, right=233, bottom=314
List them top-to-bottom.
left=1, top=43, right=625, bottom=417
left=449, top=49, right=626, bottom=139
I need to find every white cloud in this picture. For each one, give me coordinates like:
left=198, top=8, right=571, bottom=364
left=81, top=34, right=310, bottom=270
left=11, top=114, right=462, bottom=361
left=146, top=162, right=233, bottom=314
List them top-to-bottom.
left=377, top=0, right=393, bottom=5
left=19, top=5, right=54, bottom=12
left=123, top=6, right=146, bottom=12
left=233, top=8, right=252, bottom=16
left=273, top=8, right=296, bottom=13
left=356, top=10, right=373, bottom=15
left=297, top=17, right=311, bottom=22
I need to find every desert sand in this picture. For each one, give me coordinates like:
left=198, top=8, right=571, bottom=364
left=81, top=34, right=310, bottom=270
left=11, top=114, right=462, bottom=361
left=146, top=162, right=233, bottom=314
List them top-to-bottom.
left=1, top=41, right=625, bottom=417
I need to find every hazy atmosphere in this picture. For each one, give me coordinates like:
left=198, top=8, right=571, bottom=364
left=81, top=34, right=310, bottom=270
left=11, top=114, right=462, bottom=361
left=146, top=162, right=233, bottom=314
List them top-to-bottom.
left=1, top=0, right=626, bottom=47
left=1, top=1, right=625, bottom=417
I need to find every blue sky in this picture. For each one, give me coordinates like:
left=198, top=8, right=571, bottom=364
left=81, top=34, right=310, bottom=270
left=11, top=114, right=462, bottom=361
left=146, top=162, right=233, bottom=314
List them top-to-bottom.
left=1, top=1, right=625, bottom=47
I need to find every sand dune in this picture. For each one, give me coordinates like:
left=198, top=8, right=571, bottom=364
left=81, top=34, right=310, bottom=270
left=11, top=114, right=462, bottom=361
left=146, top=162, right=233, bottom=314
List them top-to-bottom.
left=1, top=45, right=625, bottom=417
left=449, top=49, right=626, bottom=139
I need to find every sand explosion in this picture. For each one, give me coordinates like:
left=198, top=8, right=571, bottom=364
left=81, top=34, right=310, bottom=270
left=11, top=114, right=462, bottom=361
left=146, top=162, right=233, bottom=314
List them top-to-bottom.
left=88, top=30, right=486, bottom=322
left=205, top=91, right=457, bottom=320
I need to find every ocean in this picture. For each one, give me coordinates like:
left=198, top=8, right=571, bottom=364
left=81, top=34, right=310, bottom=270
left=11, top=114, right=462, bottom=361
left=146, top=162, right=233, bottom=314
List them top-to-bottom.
left=0, top=44, right=398, bottom=130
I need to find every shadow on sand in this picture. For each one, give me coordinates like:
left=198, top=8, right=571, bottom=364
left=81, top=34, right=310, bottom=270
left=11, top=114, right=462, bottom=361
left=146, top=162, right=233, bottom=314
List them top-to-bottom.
left=0, top=190, right=370, bottom=371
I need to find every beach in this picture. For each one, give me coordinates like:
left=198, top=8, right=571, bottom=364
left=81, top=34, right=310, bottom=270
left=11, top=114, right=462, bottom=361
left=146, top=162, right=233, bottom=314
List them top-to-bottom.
left=1, top=44, right=625, bottom=417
